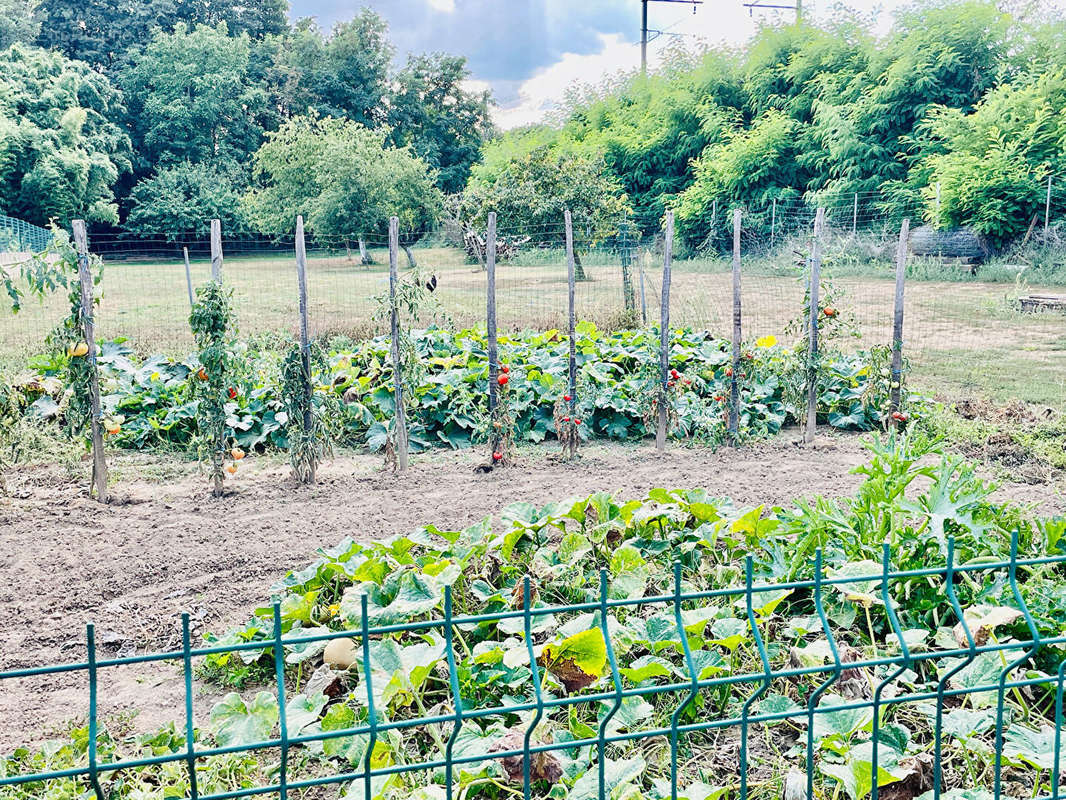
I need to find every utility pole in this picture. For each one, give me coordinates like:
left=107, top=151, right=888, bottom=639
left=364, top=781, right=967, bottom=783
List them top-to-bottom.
left=641, top=0, right=703, bottom=73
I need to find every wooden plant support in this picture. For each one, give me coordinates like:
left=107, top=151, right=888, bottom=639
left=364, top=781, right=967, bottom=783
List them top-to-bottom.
left=804, top=208, right=825, bottom=444
left=728, top=209, right=742, bottom=445
left=564, top=210, right=578, bottom=459
left=656, top=211, right=674, bottom=453
left=485, top=212, right=500, bottom=457
left=294, top=216, right=316, bottom=482
left=388, top=216, right=409, bottom=472
left=889, top=218, right=910, bottom=425
left=210, top=219, right=223, bottom=282
left=72, top=220, right=108, bottom=503
left=183, top=246, right=194, bottom=308
left=638, top=254, right=648, bottom=325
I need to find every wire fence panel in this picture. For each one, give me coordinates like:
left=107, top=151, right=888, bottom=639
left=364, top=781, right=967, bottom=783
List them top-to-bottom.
left=1, top=208, right=1065, bottom=405
left=1, top=537, right=1064, bottom=799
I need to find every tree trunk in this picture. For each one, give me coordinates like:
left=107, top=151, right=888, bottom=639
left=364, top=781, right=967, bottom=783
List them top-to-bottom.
left=358, top=237, right=370, bottom=267
left=401, top=244, right=417, bottom=269
left=574, top=248, right=588, bottom=281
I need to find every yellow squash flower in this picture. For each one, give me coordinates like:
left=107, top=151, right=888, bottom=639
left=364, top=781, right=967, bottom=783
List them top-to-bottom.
left=756, top=335, right=777, bottom=348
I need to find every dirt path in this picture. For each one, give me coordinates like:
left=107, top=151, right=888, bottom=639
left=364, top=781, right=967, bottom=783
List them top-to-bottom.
left=1, top=433, right=1061, bottom=749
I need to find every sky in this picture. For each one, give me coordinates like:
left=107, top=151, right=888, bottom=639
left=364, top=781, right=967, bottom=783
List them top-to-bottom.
left=287, top=0, right=913, bottom=129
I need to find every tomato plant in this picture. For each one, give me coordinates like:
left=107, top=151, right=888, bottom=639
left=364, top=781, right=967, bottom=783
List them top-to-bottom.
left=189, top=281, right=238, bottom=496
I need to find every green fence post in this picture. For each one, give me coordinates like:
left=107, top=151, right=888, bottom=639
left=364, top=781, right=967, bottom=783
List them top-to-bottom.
left=994, top=531, right=1042, bottom=800
left=933, top=538, right=976, bottom=800
left=872, top=543, right=911, bottom=800
left=806, top=549, right=842, bottom=800
left=739, top=557, right=772, bottom=800
left=670, top=561, right=699, bottom=800
left=597, top=569, right=623, bottom=800
left=523, top=576, right=545, bottom=800
left=444, top=586, right=464, bottom=800
left=361, top=595, right=377, bottom=800
left=271, top=604, right=289, bottom=800
left=181, top=613, right=200, bottom=800
left=86, top=624, right=104, bottom=800
left=1053, top=659, right=1065, bottom=800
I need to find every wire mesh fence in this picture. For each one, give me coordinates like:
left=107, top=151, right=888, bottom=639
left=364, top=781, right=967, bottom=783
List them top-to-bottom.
left=1, top=200, right=1065, bottom=405
left=1, top=535, right=1064, bottom=800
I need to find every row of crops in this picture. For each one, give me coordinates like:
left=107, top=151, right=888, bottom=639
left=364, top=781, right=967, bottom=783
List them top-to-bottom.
left=9, top=324, right=901, bottom=460
left=3, top=435, right=1065, bottom=799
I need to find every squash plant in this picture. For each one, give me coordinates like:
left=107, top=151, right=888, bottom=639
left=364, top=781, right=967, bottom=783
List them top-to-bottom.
left=189, top=281, right=238, bottom=496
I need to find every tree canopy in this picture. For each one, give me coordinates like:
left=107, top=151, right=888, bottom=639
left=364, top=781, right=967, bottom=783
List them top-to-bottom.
left=0, top=44, right=130, bottom=226
left=242, top=115, right=443, bottom=241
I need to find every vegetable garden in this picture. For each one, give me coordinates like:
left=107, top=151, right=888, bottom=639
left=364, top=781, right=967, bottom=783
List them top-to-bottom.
left=1, top=211, right=1064, bottom=800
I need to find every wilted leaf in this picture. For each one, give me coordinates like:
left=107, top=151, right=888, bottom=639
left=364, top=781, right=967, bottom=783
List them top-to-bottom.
left=537, top=629, right=607, bottom=692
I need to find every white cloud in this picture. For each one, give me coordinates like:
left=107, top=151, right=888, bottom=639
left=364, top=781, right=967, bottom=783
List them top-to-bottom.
left=427, top=0, right=456, bottom=11
left=492, top=32, right=636, bottom=129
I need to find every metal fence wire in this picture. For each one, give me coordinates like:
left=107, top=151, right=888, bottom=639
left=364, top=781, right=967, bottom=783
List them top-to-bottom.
left=0, top=214, right=53, bottom=254
left=2, top=534, right=1065, bottom=800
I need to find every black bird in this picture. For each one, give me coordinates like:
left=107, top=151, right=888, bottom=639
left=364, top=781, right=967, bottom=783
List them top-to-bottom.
left=425, top=274, right=438, bottom=292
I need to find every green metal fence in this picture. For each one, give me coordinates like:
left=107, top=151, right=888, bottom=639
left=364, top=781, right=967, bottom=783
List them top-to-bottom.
left=0, top=214, right=53, bottom=254
left=2, top=535, right=1065, bottom=800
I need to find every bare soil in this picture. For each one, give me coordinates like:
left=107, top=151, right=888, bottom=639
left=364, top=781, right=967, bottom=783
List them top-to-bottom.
left=1, top=434, right=1062, bottom=751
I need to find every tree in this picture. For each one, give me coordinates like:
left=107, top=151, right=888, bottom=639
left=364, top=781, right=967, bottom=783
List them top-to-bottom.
left=0, top=0, right=40, bottom=50
left=33, top=0, right=285, bottom=70
left=268, top=13, right=392, bottom=127
left=119, top=23, right=267, bottom=183
left=0, top=44, right=130, bottom=226
left=387, top=53, right=494, bottom=195
left=673, top=110, right=803, bottom=248
left=242, top=115, right=443, bottom=257
left=461, top=145, right=630, bottom=278
left=126, top=162, right=248, bottom=239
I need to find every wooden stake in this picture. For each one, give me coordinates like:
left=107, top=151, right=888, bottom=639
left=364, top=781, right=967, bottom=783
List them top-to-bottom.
left=852, top=193, right=858, bottom=235
left=804, top=208, right=825, bottom=444
left=729, top=209, right=742, bottom=444
left=565, top=210, right=578, bottom=459
left=656, top=211, right=674, bottom=453
left=486, top=212, right=499, bottom=455
left=295, top=216, right=315, bottom=482
left=388, top=216, right=408, bottom=472
left=890, top=218, right=910, bottom=424
left=210, top=219, right=223, bottom=282
left=72, top=220, right=108, bottom=504
left=620, top=221, right=635, bottom=313
left=183, top=247, right=194, bottom=307
left=638, top=255, right=648, bottom=325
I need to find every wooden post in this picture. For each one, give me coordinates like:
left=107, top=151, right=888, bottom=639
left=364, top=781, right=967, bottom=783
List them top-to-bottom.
left=1046, top=175, right=1052, bottom=234
left=934, top=183, right=941, bottom=222
left=852, top=193, right=858, bottom=235
left=770, top=198, right=777, bottom=249
left=711, top=200, right=718, bottom=240
left=804, top=208, right=825, bottom=444
left=729, top=209, right=742, bottom=444
left=565, top=210, right=578, bottom=459
left=656, top=211, right=674, bottom=453
left=486, top=212, right=499, bottom=455
left=294, top=216, right=315, bottom=482
left=388, top=216, right=408, bottom=472
left=210, top=219, right=223, bottom=282
left=890, top=219, right=910, bottom=424
left=72, top=220, right=108, bottom=504
left=620, top=221, right=635, bottom=313
left=358, top=236, right=370, bottom=267
left=183, top=247, right=194, bottom=307
left=638, top=255, right=648, bottom=325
